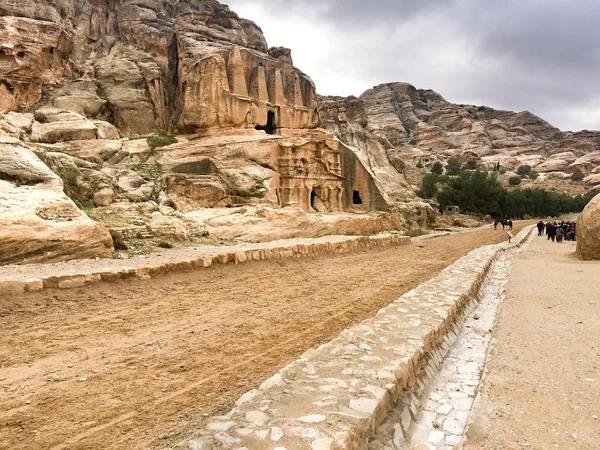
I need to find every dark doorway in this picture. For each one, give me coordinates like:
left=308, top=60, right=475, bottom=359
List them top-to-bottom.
left=255, top=111, right=276, bottom=135
left=311, top=189, right=317, bottom=209
left=352, top=190, right=363, bottom=205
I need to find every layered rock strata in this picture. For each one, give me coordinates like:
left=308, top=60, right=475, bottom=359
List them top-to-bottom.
left=0, top=0, right=318, bottom=135
left=319, top=83, right=600, bottom=192
left=0, top=141, right=113, bottom=264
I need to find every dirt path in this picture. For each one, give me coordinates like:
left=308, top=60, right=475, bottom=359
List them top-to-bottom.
left=0, top=223, right=530, bottom=450
left=467, top=235, right=600, bottom=449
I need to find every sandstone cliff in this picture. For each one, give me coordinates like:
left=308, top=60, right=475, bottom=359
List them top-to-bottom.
left=0, top=0, right=318, bottom=134
left=319, top=83, right=600, bottom=193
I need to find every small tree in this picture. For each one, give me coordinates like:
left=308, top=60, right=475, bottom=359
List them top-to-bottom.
left=446, top=158, right=462, bottom=176
left=464, top=160, right=477, bottom=170
left=416, top=161, right=424, bottom=169
left=431, top=161, right=444, bottom=175
left=517, top=165, right=532, bottom=177
left=571, top=170, right=584, bottom=182
left=529, top=171, right=539, bottom=180
left=417, top=173, right=439, bottom=199
left=509, top=176, right=522, bottom=186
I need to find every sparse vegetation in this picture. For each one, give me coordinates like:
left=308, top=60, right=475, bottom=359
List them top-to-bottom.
left=147, top=135, right=177, bottom=151
left=445, top=158, right=462, bottom=176
left=464, top=160, right=477, bottom=170
left=416, top=161, right=424, bottom=169
left=431, top=161, right=444, bottom=175
left=129, top=163, right=163, bottom=180
left=517, top=165, right=532, bottom=177
left=571, top=170, right=584, bottom=182
left=529, top=171, right=539, bottom=180
left=416, top=173, right=439, bottom=199
left=509, top=176, right=522, bottom=186
left=110, top=232, right=128, bottom=251
left=157, top=241, right=174, bottom=249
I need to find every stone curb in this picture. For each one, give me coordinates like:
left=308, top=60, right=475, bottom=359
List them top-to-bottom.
left=187, top=225, right=535, bottom=450
left=0, top=234, right=410, bottom=296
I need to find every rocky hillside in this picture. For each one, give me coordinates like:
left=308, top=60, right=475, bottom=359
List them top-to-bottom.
left=320, top=83, right=600, bottom=193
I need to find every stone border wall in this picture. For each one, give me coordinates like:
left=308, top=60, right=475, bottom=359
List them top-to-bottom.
left=187, top=225, right=535, bottom=450
left=0, top=234, right=409, bottom=296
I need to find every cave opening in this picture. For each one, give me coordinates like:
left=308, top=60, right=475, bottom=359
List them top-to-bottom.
left=255, top=111, right=276, bottom=135
left=310, top=189, right=317, bottom=209
left=353, top=190, right=363, bottom=205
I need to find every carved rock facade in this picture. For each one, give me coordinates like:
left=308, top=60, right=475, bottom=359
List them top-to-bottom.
left=0, top=0, right=318, bottom=135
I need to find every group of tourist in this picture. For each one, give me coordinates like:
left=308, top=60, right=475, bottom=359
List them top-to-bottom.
left=537, top=220, right=576, bottom=243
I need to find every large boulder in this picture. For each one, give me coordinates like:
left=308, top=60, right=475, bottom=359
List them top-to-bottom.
left=0, top=142, right=114, bottom=265
left=576, top=193, right=600, bottom=260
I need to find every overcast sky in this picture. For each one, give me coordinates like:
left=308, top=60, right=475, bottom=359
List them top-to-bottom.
left=226, top=0, right=600, bottom=131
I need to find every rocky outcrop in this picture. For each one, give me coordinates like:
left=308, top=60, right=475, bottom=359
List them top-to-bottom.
left=0, top=0, right=318, bottom=135
left=319, top=82, right=600, bottom=193
left=318, top=95, right=416, bottom=203
left=0, top=142, right=113, bottom=264
left=576, top=193, right=600, bottom=260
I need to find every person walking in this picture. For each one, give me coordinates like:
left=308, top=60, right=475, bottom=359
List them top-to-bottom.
left=537, top=221, right=545, bottom=237
left=548, top=222, right=557, bottom=242
left=556, top=226, right=565, bottom=243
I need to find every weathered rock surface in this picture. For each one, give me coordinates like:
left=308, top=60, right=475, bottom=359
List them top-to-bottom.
left=0, top=0, right=317, bottom=135
left=319, top=83, right=600, bottom=193
left=0, top=142, right=113, bottom=264
left=576, top=193, right=600, bottom=260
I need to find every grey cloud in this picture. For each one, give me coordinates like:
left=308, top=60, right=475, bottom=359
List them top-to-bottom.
left=227, top=0, right=600, bottom=130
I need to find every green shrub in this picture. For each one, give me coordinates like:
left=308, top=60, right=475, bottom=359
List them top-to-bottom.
left=147, top=135, right=177, bottom=150
left=446, top=158, right=462, bottom=176
left=464, top=160, right=477, bottom=170
left=416, top=161, right=424, bottom=169
left=431, top=161, right=444, bottom=175
left=517, top=165, right=532, bottom=177
left=571, top=170, right=584, bottom=182
left=529, top=171, right=539, bottom=180
left=417, top=173, right=439, bottom=199
left=509, top=176, right=522, bottom=186
left=157, top=241, right=174, bottom=249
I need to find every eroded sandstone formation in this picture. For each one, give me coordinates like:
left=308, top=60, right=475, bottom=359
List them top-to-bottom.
left=0, top=0, right=318, bottom=135
left=319, top=83, right=600, bottom=193
left=0, top=141, right=113, bottom=264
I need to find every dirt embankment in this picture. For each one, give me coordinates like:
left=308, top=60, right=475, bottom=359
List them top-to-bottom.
left=0, top=223, right=530, bottom=450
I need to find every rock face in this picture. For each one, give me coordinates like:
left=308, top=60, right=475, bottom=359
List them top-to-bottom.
left=0, top=0, right=318, bottom=135
left=319, top=83, right=600, bottom=192
left=0, top=142, right=113, bottom=264
left=576, top=193, right=600, bottom=260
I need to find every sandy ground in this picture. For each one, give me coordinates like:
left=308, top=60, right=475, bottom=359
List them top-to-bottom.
left=0, top=223, right=529, bottom=450
left=468, top=234, right=600, bottom=449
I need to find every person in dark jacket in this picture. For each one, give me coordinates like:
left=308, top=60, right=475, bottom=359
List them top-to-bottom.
left=537, top=221, right=545, bottom=236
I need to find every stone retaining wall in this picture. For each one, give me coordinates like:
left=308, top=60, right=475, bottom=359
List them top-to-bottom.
left=186, top=225, right=535, bottom=450
left=0, top=234, right=409, bottom=296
